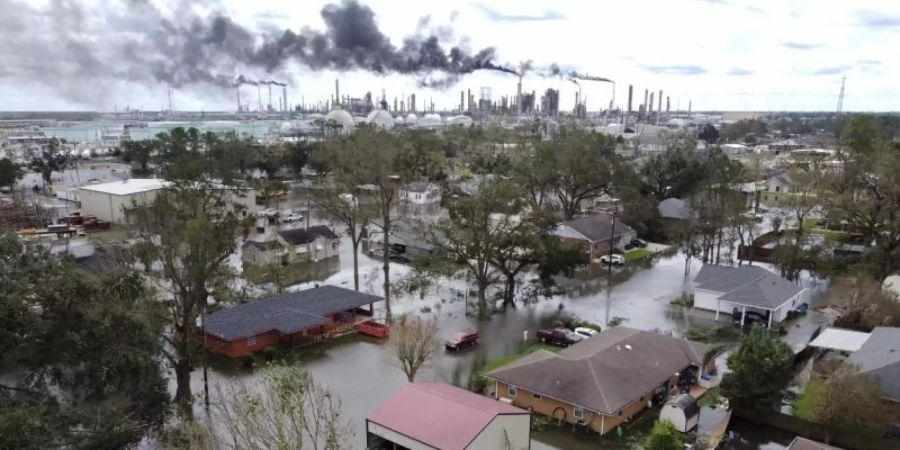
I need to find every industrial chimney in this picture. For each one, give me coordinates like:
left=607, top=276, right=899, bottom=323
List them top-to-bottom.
left=335, top=79, right=340, bottom=108
left=236, top=85, right=241, bottom=114
left=627, top=85, right=633, bottom=114
left=282, top=87, right=288, bottom=114
left=643, top=89, right=649, bottom=119
left=658, top=90, right=663, bottom=113
left=649, top=92, right=655, bottom=113
left=666, top=96, right=670, bottom=113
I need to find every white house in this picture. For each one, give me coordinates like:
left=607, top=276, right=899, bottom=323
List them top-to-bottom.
left=765, top=173, right=794, bottom=194
left=78, top=178, right=170, bottom=224
left=400, top=181, right=441, bottom=205
left=242, top=225, right=340, bottom=266
left=693, top=264, right=806, bottom=327
left=366, top=382, right=530, bottom=450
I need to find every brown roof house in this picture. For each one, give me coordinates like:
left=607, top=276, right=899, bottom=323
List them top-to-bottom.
left=551, top=213, right=636, bottom=260
left=242, top=225, right=340, bottom=266
left=484, top=327, right=711, bottom=436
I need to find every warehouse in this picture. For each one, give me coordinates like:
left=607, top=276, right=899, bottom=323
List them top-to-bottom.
left=77, top=178, right=169, bottom=224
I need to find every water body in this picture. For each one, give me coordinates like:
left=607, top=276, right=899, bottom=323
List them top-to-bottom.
left=38, top=120, right=284, bottom=143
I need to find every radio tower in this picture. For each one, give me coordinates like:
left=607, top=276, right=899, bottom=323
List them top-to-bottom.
left=836, top=76, right=846, bottom=114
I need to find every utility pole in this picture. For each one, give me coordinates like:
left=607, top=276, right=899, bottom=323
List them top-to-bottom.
left=836, top=76, right=846, bottom=114
left=605, top=212, right=618, bottom=326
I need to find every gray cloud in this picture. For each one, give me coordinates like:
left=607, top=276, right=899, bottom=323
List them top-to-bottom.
left=0, top=0, right=503, bottom=102
left=471, top=3, right=565, bottom=22
left=857, top=10, right=900, bottom=27
left=784, top=41, right=824, bottom=50
left=857, top=59, right=881, bottom=65
left=642, top=65, right=707, bottom=75
left=812, top=66, right=851, bottom=76
left=727, top=67, right=754, bottom=76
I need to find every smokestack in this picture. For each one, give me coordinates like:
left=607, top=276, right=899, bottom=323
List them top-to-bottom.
left=516, top=75, right=523, bottom=115
left=335, top=79, right=340, bottom=108
left=257, top=84, right=262, bottom=112
left=268, top=84, right=273, bottom=113
left=236, top=85, right=241, bottom=113
left=627, top=85, right=633, bottom=114
left=283, top=86, right=288, bottom=114
left=467, top=89, right=472, bottom=111
left=643, top=89, right=649, bottom=118
left=658, top=90, right=663, bottom=113
left=460, top=91, right=464, bottom=111
left=649, top=92, right=655, bottom=113
left=411, top=94, right=416, bottom=113
left=666, top=96, right=670, bottom=113
left=394, top=97, right=398, bottom=112
left=688, top=100, right=692, bottom=118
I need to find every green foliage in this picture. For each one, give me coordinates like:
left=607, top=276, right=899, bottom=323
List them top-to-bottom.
left=720, top=118, right=767, bottom=142
left=121, top=139, right=155, bottom=174
left=0, top=158, right=23, bottom=190
left=0, top=234, right=169, bottom=449
left=537, top=239, right=589, bottom=282
left=555, top=315, right=602, bottom=332
left=608, top=316, right=628, bottom=327
left=684, top=324, right=740, bottom=343
left=720, top=326, right=794, bottom=412
left=531, top=415, right=551, bottom=432
left=642, top=420, right=685, bottom=450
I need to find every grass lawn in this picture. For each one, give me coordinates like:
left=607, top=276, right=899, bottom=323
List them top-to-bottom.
left=624, top=248, right=651, bottom=261
left=478, top=343, right=561, bottom=375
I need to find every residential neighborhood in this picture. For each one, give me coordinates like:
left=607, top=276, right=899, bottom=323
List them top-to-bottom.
left=2, top=1, right=900, bottom=450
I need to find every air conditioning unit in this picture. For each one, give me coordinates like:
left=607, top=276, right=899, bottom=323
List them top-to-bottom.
left=498, top=397, right=513, bottom=405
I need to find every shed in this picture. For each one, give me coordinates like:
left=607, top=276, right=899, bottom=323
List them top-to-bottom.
left=808, top=328, right=871, bottom=353
left=659, top=394, right=699, bottom=432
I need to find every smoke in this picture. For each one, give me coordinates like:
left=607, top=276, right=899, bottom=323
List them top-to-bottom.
left=0, top=0, right=502, bottom=101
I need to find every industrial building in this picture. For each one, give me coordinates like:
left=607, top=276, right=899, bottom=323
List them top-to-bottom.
left=77, top=179, right=169, bottom=224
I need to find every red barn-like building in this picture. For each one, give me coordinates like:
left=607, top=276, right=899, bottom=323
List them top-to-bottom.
left=204, top=285, right=382, bottom=358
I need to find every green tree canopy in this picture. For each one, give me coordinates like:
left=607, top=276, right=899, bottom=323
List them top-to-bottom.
left=720, top=326, right=794, bottom=412
left=642, top=420, right=685, bottom=450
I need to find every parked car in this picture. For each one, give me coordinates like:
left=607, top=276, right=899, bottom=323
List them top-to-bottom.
left=282, top=213, right=303, bottom=223
left=630, top=238, right=648, bottom=248
left=600, top=254, right=625, bottom=266
left=732, top=308, right=768, bottom=325
left=574, top=327, right=598, bottom=339
left=537, top=328, right=584, bottom=347
left=445, top=331, right=479, bottom=351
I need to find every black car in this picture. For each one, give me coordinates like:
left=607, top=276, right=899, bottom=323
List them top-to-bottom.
left=629, top=238, right=648, bottom=248
left=732, top=308, right=769, bottom=325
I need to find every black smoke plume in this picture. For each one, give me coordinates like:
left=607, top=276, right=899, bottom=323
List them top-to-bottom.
left=0, top=0, right=502, bottom=98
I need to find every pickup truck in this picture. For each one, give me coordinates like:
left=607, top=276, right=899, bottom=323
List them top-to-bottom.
left=536, top=328, right=584, bottom=347
left=445, top=331, right=479, bottom=351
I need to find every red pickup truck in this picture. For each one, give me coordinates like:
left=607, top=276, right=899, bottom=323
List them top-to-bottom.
left=537, top=328, right=584, bottom=347
left=445, top=331, right=479, bottom=351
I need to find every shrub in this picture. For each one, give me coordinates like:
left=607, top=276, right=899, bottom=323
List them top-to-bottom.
left=670, top=294, right=694, bottom=307
left=554, top=315, right=602, bottom=332
left=608, top=316, right=628, bottom=327
left=262, top=346, right=279, bottom=361
left=239, top=355, right=255, bottom=369
left=531, top=415, right=550, bottom=432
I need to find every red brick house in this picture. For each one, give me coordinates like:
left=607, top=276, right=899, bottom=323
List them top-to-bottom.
left=204, top=285, right=382, bottom=358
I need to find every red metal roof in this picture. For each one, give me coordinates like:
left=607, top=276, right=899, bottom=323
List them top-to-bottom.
left=367, top=383, right=527, bottom=450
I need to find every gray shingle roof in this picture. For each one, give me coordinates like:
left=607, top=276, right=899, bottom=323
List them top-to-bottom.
left=404, top=181, right=435, bottom=193
left=658, top=198, right=691, bottom=220
left=558, top=213, right=635, bottom=243
left=277, top=225, right=339, bottom=245
left=695, top=264, right=804, bottom=309
left=205, top=285, right=382, bottom=341
left=845, top=326, right=900, bottom=402
left=486, top=327, right=708, bottom=415
left=668, top=393, right=700, bottom=419
left=787, top=437, right=840, bottom=450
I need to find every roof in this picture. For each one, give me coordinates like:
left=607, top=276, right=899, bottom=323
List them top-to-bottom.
left=79, top=178, right=169, bottom=196
left=403, top=181, right=436, bottom=193
left=658, top=198, right=691, bottom=220
left=553, top=213, right=635, bottom=243
left=277, top=225, right=338, bottom=245
left=242, top=239, right=283, bottom=252
left=694, top=264, right=804, bottom=309
left=205, top=285, right=382, bottom=341
left=844, top=326, right=900, bottom=402
left=486, top=327, right=708, bottom=415
left=808, top=328, right=871, bottom=353
left=368, top=383, right=527, bottom=450
left=666, top=393, right=700, bottom=418
left=787, top=437, right=841, bottom=450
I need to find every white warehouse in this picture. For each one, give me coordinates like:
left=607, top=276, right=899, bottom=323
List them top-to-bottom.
left=78, top=179, right=170, bottom=224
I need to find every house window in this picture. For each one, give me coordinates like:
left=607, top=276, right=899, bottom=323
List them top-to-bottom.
left=775, top=186, right=781, bottom=192
left=247, top=336, right=257, bottom=346
left=508, top=385, right=517, bottom=397
left=532, top=393, right=542, bottom=400
left=574, top=406, right=584, bottom=420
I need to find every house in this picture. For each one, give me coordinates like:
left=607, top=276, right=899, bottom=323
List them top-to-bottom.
left=765, top=172, right=794, bottom=194
left=78, top=178, right=169, bottom=223
left=400, top=181, right=441, bottom=205
left=551, top=213, right=636, bottom=259
left=365, top=219, right=436, bottom=259
left=242, top=226, right=339, bottom=266
left=693, top=264, right=806, bottom=327
left=204, top=285, right=382, bottom=358
left=484, top=327, right=711, bottom=436
left=844, top=327, right=900, bottom=403
left=366, top=383, right=530, bottom=450
left=659, top=394, right=699, bottom=432
left=786, top=437, right=841, bottom=450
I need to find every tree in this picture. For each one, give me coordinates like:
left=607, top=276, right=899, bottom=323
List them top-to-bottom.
left=720, top=118, right=767, bottom=142
left=698, top=123, right=720, bottom=143
left=319, top=126, right=410, bottom=321
left=539, top=127, right=619, bottom=219
left=640, top=133, right=707, bottom=201
left=29, top=138, right=69, bottom=193
left=121, top=139, right=155, bottom=174
left=282, top=141, right=313, bottom=177
left=510, top=149, right=555, bottom=210
left=775, top=152, right=826, bottom=280
left=0, top=158, right=23, bottom=191
left=131, top=183, right=249, bottom=417
left=311, top=186, right=373, bottom=292
left=0, top=234, right=169, bottom=449
left=827, top=276, right=900, bottom=331
left=391, top=315, right=439, bottom=382
left=720, top=326, right=794, bottom=412
left=215, top=364, right=351, bottom=450
left=796, top=364, right=890, bottom=444
left=642, top=420, right=685, bottom=450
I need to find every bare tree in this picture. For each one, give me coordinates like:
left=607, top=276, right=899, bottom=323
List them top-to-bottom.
left=311, top=183, right=374, bottom=292
left=827, top=276, right=900, bottom=331
left=391, top=315, right=440, bottom=382
left=214, top=365, right=352, bottom=450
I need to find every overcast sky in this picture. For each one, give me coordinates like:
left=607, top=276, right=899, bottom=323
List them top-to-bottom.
left=2, top=0, right=899, bottom=112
